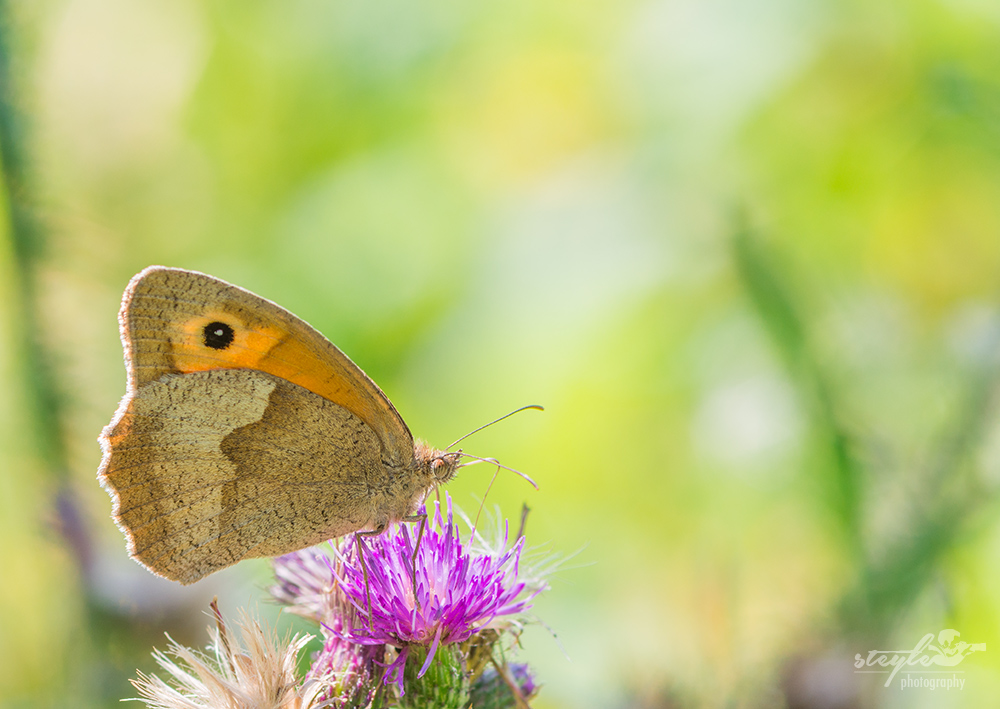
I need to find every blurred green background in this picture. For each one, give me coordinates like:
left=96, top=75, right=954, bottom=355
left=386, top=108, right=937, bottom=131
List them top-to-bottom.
left=4, top=0, right=1000, bottom=706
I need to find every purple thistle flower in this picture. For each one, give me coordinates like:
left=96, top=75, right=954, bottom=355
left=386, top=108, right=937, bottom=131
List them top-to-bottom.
left=273, top=496, right=545, bottom=697
left=334, top=496, right=543, bottom=693
left=272, top=544, right=339, bottom=624
left=306, top=630, right=383, bottom=708
left=470, top=662, right=540, bottom=707
left=507, top=662, right=538, bottom=697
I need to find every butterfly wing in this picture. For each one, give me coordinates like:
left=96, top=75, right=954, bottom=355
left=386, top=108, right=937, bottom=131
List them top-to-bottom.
left=98, top=266, right=417, bottom=583
left=115, top=266, right=413, bottom=465
left=101, top=369, right=389, bottom=583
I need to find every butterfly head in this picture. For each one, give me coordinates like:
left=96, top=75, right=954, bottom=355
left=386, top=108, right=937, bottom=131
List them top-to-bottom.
left=414, top=441, right=461, bottom=485
left=430, top=450, right=462, bottom=484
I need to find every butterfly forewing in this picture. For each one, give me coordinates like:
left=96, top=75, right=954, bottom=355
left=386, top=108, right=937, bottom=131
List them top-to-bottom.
left=118, top=266, right=414, bottom=466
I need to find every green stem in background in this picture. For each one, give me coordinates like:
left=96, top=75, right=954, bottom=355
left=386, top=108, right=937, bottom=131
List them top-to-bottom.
left=0, top=0, right=68, bottom=477
left=0, top=4, right=115, bottom=705
left=732, top=220, right=1000, bottom=639
left=732, top=223, right=863, bottom=558
left=843, top=363, right=1000, bottom=636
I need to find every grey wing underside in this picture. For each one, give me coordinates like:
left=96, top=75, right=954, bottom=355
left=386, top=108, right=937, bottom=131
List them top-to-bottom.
left=98, top=368, right=385, bottom=584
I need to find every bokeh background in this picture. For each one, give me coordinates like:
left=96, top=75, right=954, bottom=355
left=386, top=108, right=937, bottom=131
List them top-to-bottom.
left=4, top=0, right=1000, bottom=707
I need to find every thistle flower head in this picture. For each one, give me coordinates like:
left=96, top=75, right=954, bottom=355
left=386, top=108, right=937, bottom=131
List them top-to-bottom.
left=273, top=496, right=545, bottom=695
left=271, top=544, right=340, bottom=624
left=131, top=604, right=329, bottom=709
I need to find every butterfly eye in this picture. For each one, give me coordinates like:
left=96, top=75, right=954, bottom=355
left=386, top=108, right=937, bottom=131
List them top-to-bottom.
left=202, top=321, right=235, bottom=350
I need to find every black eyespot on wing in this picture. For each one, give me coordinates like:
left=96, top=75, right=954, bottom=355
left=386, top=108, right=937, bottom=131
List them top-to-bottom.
left=203, top=321, right=235, bottom=350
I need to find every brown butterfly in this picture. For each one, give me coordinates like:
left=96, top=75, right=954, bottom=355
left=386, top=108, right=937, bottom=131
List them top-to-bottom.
left=98, top=267, right=466, bottom=584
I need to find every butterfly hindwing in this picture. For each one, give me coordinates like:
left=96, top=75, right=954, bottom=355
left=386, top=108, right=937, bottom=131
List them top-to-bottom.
left=99, top=369, right=387, bottom=583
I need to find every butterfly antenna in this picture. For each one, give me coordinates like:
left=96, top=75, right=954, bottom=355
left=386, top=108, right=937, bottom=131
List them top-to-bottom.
left=447, top=405, right=544, bottom=450
left=459, top=453, right=539, bottom=490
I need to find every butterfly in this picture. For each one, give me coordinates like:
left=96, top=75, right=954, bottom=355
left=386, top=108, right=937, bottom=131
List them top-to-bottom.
left=98, top=266, right=465, bottom=584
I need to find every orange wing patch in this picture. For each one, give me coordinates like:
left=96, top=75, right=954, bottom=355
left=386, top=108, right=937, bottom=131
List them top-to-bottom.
left=170, top=311, right=288, bottom=372
left=167, top=312, right=364, bottom=413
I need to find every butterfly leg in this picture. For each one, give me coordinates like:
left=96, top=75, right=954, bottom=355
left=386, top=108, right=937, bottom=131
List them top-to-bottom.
left=402, top=513, right=427, bottom=610
left=354, top=531, right=377, bottom=630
